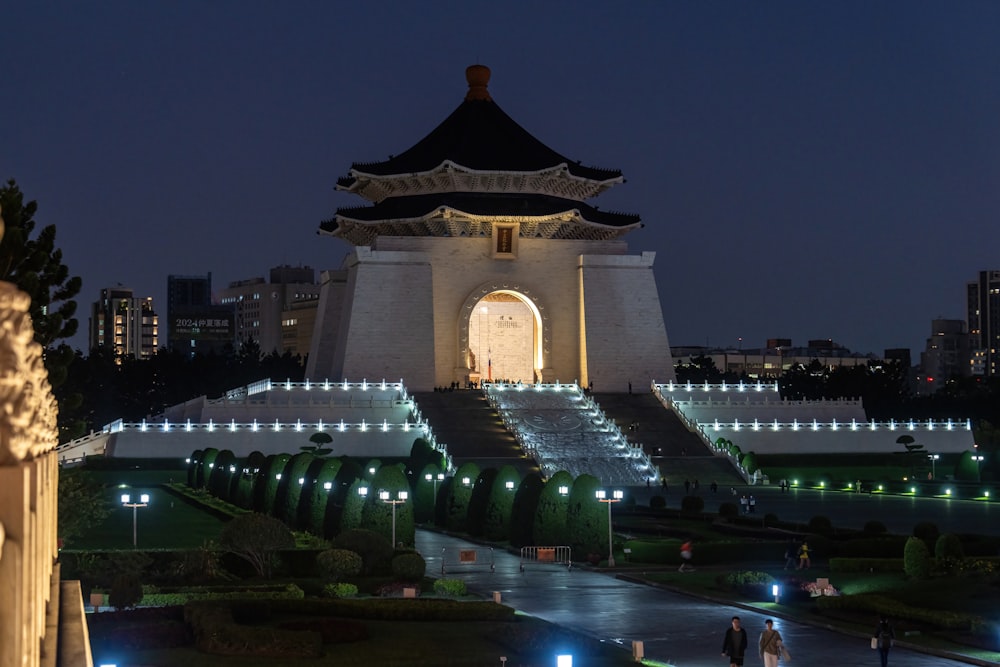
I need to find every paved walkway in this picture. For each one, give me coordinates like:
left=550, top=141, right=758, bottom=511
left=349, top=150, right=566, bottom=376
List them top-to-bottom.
left=416, top=530, right=986, bottom=667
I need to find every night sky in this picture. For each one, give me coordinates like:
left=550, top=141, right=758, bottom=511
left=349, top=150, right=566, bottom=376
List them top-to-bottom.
left=3, top=2, right=999, bottom=358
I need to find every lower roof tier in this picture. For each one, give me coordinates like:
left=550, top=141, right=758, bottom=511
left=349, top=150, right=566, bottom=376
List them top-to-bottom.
left=320, top=193, right=641, bottom=245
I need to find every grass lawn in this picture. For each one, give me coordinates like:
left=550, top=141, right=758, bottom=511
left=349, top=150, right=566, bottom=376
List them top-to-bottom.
left=70, top=484, right=227, bottom=550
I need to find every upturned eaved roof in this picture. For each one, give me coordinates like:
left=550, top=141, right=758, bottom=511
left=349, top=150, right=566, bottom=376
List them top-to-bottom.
left=337, top=65, right=623, bottom=189
left=320, top=193, right=641, bottom=246
left=324, top=193, right=640, bottom=227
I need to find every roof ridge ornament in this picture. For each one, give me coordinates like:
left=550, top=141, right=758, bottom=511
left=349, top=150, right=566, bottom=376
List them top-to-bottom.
left=465, top=64, right=492, bottom=101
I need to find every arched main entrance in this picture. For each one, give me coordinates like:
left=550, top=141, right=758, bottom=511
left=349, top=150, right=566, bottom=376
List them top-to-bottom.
left=458, top=286, right=548, bottom=385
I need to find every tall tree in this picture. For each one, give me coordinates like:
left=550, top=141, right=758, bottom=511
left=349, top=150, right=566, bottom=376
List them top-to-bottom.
left=0, top=180, right=83, bottom=439
left=0, top=180, right=82, bottom=357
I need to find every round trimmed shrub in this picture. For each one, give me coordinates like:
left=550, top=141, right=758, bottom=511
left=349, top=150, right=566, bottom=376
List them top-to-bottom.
left=680, top=495, right=704, bottom=513
left=718, top=502, right=739, bottom=520
left=862, top=520, right=887, bottom=536
left=333, top=529, right=394, bottom=575
left=935, top=533, right=964, bottom=560
left=904, top=535, right=931, bottom=580
left=315, top=548, right=362, bottom=581
left=391, top=552, right=427, bottom=581
left=109, top=573, right=143, bottom=610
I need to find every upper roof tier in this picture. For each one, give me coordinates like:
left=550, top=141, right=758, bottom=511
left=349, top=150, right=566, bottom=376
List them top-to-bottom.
left=337, top=65, right=625, bottom=202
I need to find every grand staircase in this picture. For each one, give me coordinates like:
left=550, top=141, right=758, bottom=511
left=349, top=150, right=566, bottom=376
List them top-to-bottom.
left=411, top=390, right=538, bottom=474
left=594, top=391, right=746, bottom=488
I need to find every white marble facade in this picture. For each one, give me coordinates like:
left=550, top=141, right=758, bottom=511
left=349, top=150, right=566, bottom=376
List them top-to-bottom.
left=306, top=235, right=675, bottom=391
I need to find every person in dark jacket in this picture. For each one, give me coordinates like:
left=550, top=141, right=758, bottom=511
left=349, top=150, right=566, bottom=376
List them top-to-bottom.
left=722, top=615, right=748, bottom=666
left=874, top=615, right=895, bottom=667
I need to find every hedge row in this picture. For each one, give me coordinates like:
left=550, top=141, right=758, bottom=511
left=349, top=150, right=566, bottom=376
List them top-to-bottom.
left=815, top=593, right=988, bottom=632
left=185, top=600, right=323, bottom=657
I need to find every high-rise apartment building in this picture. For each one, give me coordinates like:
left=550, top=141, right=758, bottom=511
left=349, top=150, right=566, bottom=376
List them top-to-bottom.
left=218, top=265, right=320, bottom=354
left=967, top=270, right=1000, bottom=376
left=166, top=273, right=235, bottom=356
left=89, top=287, right=158, bottom=360
left=918, top=318, right=969, bottom=392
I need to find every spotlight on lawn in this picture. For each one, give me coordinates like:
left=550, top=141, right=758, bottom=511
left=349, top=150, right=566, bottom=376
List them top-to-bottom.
left=877, top=484, right=884, bottom=492
left=910, top=486, right=916, bottom=494
left=945, top=488, right=952, bottom=496
left=772, top=584, right=780, bottom=603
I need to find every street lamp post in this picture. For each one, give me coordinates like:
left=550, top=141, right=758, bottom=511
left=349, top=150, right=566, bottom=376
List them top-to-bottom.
left=928, top=454, right=940, bottom=479
left=973, top=455, right=984, bottom=480
left=425, top=472, right=445, bottom=497
left=595, top=489, right=623, bottom=566
left=380, top=490, right=409, bottom=547
left=121, top=493, right=150, bottom=548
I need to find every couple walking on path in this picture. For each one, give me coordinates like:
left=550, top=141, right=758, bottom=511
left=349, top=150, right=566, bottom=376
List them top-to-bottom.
left=722, top=616, right=789, bottom=667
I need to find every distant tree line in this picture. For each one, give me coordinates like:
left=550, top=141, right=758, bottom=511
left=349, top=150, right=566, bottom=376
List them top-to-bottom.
left=56, top=342, right=305, bottom=442
left=675, top=354, right=1000, bottom=427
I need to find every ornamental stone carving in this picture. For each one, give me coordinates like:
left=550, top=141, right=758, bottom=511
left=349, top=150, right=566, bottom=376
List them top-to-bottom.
left=0, top=233, right=59, bottom=464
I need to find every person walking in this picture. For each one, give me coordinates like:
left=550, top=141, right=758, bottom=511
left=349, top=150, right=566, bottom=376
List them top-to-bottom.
left=783, top=539, right=798, bottom=570
left=797, top=539, right=811, bottom=570
left=678, top=540, right=693, bottom=572
left=721, top=615, right=748, bottom=667
left=874, top=615, right=895, bottom=667
left=758, top=619, right=783, bottom=667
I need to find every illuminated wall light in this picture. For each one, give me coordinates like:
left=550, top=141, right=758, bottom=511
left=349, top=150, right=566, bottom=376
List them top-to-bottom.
left=285, top=379, right=292, bottom=390
left=342, top=379, right=349, bottom=390
left=362, top=379, right=368, bottom=390
left=381, top=379, right=387, bottom=390
left=324, top=380, right=331, bottom=390
left=140, top=419, right=147, bottom=433
left=162, top=419, right=170, bottom=433
left=186, top=419, right=192, bottom=432
left=207, top=419, right=215, bottom=432
left=230, top=419, right=237, bottom=432
left=274, top=419, right=280, bottom=431
left=296, top=419, right=302, bottom=432
left=318, top=419, right=324, bottom=431
left=382, top=419, right=388, bottom=432
left=908, top=419, right=916, bottom=430
left=252, top=420, right=259, bottom=432
left=339, top=420, right=346, bottom=432
left=361, top=420, right=367, bottom=432
left=812, top=420, right=819, bottom=432
left=831, top=420, right=838, bottom=431
left=870, top=421, right=877, bottom=431
left=275, top=473, right=282, bottom=480
left=298, top=478, right=305, bottom=485
left=323, top=481, right=332, bottom=490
